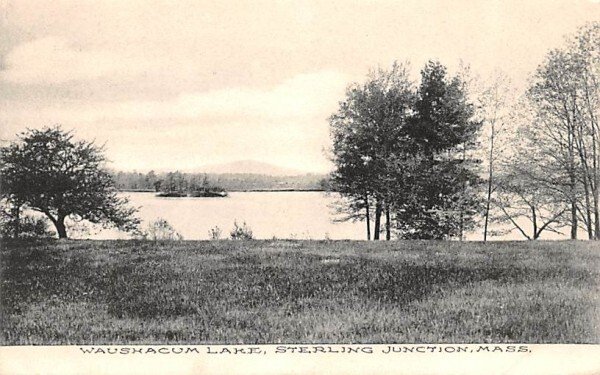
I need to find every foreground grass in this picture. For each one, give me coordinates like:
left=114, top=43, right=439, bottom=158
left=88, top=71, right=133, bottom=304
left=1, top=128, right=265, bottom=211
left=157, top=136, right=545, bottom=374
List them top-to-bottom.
left=0, top=239, right=598, bottom=344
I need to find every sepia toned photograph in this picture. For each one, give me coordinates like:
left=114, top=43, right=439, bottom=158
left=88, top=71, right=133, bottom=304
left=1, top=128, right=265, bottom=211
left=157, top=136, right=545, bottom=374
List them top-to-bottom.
left=0, top=0, right=599, bottom=373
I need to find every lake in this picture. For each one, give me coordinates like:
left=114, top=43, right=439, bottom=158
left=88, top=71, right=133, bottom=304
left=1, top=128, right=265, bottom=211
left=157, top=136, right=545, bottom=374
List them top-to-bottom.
left=64, top=191, right=570, bottom=241
left=85, top=191, right=366, bottom=240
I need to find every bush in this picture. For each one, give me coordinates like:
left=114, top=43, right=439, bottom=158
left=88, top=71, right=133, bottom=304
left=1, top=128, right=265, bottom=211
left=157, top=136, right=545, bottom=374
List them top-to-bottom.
left=0, top=210, right=52, bottom=239
left=144, top=218, right=183, bottom=241
left=230, top=220, right=253, bottom=240
left=208, top=226, right=222, bottom=240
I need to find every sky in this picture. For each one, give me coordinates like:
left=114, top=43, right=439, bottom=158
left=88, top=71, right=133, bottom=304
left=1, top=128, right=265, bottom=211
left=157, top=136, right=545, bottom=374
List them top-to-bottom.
left=1, top=0, right=599, bottom=173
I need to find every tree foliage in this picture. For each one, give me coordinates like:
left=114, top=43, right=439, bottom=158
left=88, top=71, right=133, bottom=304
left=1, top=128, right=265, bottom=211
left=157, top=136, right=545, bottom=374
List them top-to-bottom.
left=329, top=61, right=482, bottom=240
left=398, top=61, right=482, bottom=239
left=329, top=62, right=415, bottom=239
left=0, top=126, right=140, bottom=238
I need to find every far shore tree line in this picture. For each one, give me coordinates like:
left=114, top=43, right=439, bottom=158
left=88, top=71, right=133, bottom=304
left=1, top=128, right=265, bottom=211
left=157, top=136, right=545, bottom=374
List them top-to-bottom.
left=0, top=22, right=598, bottom=241
left=331, top=22, right=599, bottom=241
left=112, top=170, right=327, bottom=193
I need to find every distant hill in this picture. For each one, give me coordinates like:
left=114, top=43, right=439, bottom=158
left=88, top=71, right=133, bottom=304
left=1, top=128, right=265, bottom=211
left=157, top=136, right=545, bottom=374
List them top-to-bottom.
left=188, top=160, right=309, bottom=176
left=207, top=173, right=328, bottom=191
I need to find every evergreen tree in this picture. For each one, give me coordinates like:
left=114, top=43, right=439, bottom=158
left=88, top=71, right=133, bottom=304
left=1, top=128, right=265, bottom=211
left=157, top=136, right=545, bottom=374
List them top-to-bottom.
left=397, top=61, right=482, bottom=239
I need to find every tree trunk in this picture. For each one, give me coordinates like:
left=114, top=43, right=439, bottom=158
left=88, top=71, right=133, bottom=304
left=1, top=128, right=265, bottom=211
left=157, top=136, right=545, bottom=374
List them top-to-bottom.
left=568, top=117, right=578, bottom=240
left=484, top=120, right=495, bottom=242
left=575, top=122, right=593, bottom=239
left=593, top=122, right=600, bottom=240
left=592, top=128, right=599, bottom=239
left=459, top=143, right=467, bottom=242
left=569, top=144, right=578, bottom=239
left=583, top=176, right=593, bottom=239
left=483, top=181, right=492, bottom=242
left=594, top=193, right=600, bottom=240
left=365, top=194, right=371, bottom=241
left=374, top=200, right=382, bottom=240
left=571, top=201, right=578, bottom=240
left=385, top=204, right=391, bottom=241
left=11, top=205, right=20, bottom=239
left=532, top=206, right=538, bottom=240
left=459, top=210, right=465, bottom=242
left=54, top=216, right=68, bottom=239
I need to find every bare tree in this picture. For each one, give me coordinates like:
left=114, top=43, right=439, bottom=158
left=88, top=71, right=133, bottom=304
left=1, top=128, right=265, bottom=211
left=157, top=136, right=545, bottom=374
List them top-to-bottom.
left=526, top=22, right=600, bottom=240
left=571, top=23, right=600, bottom=239
left=528, top=51, right=580, bottom=239
left=475, top=71, right=515, bottom=241
left=493, top=149, right=569, bottom=240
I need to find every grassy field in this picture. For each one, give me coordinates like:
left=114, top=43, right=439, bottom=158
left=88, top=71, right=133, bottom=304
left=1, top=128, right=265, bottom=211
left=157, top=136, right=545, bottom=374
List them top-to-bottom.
left=0, top=239, right=599, bottom=345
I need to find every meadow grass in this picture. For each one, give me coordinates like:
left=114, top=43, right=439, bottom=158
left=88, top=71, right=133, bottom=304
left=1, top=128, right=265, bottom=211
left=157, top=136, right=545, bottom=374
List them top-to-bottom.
left=0, top=239, right=598, bottom=344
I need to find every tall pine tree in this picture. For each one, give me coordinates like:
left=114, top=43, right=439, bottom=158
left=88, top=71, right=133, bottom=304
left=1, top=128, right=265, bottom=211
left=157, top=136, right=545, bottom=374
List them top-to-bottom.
left=395, top=61, right=482, bottom=239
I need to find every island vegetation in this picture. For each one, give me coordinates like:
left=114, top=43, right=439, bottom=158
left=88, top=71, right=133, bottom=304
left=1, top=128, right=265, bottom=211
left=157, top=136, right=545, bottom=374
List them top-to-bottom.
left=152, top=172, right=228, bottom=198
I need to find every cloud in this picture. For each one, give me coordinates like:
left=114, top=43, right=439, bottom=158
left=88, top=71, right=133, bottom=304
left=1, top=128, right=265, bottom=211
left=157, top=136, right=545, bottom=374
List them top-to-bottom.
left=1, top=36, right=152, bottom=84
left=0, top=70, right=350, bottom=172
left=4, top=70, right=349, bottom=123
left=171, top=71, right=349, bottom=121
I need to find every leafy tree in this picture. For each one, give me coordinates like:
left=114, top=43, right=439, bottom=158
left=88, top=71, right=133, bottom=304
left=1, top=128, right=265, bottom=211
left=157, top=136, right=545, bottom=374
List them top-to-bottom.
left=528, top=49, right=581, bottom=239
left=330, top=61, right=481, bottom=240
left=329, top=62, right=415, bottom=240
left=0, top=126, right=140, bottom=238
left=145, top=170, right=158, bottom=191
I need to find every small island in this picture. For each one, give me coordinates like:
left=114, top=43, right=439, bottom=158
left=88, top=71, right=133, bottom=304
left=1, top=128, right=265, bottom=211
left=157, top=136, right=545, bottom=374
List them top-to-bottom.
left=154, top=172, right=228, bottom=198
left=156, top=190, right=227, bottom=198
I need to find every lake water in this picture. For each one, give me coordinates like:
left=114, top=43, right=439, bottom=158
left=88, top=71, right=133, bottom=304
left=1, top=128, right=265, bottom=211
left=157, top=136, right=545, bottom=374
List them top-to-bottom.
left=65, top=191, right=569, bottom=241
left=88, top=192, right=366, bottom=240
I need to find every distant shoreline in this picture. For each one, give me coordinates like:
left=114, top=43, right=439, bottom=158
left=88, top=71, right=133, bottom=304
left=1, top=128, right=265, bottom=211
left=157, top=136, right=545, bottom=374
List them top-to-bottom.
left=118, top=189, right=328, bottom=193
left=230, top=189, right=327, bottom=192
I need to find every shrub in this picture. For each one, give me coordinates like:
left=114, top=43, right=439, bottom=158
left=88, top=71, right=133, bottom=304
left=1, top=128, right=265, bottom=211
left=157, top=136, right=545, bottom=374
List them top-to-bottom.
left=0, top=210, right=53, bottom=239
left=144, top=218, right=183, bottom=241
left=230, top=220, right=253, bottom=240
left=208, top=226, right=222, bottom=240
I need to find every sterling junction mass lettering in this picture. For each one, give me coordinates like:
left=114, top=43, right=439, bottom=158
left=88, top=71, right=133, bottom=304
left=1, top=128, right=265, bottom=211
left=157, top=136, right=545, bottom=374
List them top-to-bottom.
left=78, top=345, right=532, bottom=355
